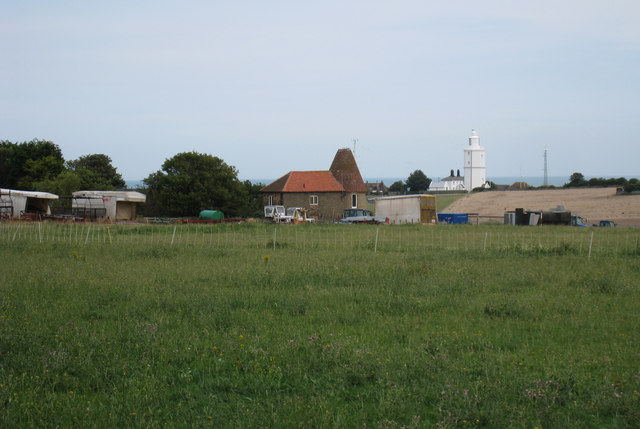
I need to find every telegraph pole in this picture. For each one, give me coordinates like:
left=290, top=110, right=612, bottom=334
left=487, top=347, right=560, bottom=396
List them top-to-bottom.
left=543, top=148, right=549, bottom=186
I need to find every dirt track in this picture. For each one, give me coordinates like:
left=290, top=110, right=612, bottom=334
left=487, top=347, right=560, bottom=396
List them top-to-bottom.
left=444, top=187, right=640, bottom=227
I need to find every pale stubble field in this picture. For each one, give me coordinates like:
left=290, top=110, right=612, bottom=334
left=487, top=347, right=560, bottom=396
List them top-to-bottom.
left=445, top=187, right=640, bottom=226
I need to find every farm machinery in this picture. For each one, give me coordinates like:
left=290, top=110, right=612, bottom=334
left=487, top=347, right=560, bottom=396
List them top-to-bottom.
left=263, top=205, right=316, bottom=223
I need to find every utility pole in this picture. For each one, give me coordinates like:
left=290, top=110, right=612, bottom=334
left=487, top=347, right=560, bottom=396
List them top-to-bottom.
left=543, top=148, right=549, bottom=186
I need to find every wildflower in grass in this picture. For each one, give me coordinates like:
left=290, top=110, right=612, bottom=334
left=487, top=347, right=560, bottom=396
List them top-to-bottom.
left=71, top=249, right=84, bottom=260
left=264, top=254, right=270, bottom=264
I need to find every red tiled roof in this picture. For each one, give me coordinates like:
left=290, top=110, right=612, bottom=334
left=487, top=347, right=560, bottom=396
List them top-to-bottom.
left=260, top=148, right=366, bottom=194
left=260, top=171, right=344, bottom=193
left=260, top=173, right=290, bottom=193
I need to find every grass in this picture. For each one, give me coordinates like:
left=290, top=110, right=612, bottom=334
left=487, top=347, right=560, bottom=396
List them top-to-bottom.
left=435, top=193, right=467, bottom=212
left=1, top=222, right=639, bottom=427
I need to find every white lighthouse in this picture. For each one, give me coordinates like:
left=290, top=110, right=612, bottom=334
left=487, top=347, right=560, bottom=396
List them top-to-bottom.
left=463, top=130, right=486, bottom=192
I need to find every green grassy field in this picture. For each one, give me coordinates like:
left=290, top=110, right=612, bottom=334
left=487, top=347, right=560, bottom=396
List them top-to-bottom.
left=435, top=194, right=467, bottom=212
left=1, top=222, right=639, bottom=427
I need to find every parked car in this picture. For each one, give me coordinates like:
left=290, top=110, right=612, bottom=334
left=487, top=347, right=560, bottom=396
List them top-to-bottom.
left=339, top=208, right=388, bottom=224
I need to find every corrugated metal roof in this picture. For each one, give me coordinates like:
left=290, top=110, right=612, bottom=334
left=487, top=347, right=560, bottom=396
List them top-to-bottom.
left=0, top=188, right=59, bottom=200
left=72, top=190, right=146, bottom=202
left=374, top=194, right=434, bottom=201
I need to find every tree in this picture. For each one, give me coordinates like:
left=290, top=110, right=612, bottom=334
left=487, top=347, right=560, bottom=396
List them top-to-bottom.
left=0, top=139, right=64, bottom=189
left=143, top=152, right=248, bottom=217
left=66, top=154, right=125, bottom=189
left=406, top=170, right=431, bottom=193
left=33, top=171, right=83, bottom=196
left=566, top=172, right=586, bottom=187
left=624, top=178, right=640, bottom=193
left=241, top=180, right=266, bottom=218
left=389, top=180, right=407, bottom=194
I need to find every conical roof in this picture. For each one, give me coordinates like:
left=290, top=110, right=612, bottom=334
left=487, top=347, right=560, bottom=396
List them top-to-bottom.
left=329, top=149, right=366, bottom=193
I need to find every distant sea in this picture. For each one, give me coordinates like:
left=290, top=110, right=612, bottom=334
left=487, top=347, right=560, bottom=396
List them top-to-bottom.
left=126, top=176, right=570, bottom=189
left=241, top=176, right=570, bottom=187
left=363, top=176, right=570, bottom=188
left=488, top=176, right=569, bottom=187
left=125, top=180, right=144, bottom=189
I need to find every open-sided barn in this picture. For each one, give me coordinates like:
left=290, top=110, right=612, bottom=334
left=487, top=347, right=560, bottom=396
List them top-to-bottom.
left=0, top=188, right=59, bottom=219
left=72, top=191, right=146, bottom=221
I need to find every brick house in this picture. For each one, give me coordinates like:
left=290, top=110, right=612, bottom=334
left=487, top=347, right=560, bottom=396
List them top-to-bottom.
left=260, top=148, right=367, bottom=221
left=365, top=181, right=387, bottom=194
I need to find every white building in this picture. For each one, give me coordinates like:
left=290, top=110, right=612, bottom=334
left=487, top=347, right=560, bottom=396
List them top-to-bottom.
left=463, top=130, right=487, bottom=192
left=429, top=170, right=465, bottom=191
left=0, top=188, right=59, bottom=218
left=72, top=190, right=146, bottom=221
left=374, top=194, right=437, bottom=224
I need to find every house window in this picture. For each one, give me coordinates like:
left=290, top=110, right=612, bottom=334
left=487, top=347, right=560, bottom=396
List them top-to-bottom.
left=351, top=193, right=357, bottom=208
left=269, top=195, right=274, bottom=205
left=310, top=195, right=318, bottom=205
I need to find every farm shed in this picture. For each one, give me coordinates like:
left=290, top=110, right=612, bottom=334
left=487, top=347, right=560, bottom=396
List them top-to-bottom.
left=0, top=188, right=59, bottom=219
left=72, top=191, right=146, bottom=221
left=374, top=194, right=437, bottom=224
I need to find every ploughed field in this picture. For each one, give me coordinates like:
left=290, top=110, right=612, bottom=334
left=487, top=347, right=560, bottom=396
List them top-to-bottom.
left=445, top=187, right=640, bottom=226
left=1, top=222, right=639, bottom=427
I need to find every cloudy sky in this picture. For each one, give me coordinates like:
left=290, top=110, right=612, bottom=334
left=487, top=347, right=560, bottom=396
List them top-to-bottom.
left=2, top=1, right=639, bottom=182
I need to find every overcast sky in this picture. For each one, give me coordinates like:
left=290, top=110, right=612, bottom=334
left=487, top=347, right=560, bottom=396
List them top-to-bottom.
left=2, top=1, right=639, bottom=182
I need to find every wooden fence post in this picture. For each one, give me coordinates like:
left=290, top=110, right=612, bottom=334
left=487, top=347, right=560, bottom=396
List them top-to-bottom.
left=273, top=227, right=277, bottom=251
